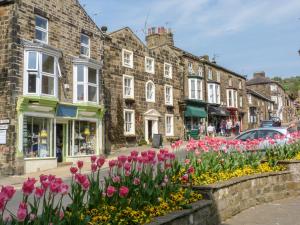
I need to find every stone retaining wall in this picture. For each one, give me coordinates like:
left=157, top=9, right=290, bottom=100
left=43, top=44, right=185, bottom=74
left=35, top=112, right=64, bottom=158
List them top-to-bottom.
left=146, top=168, right=300, bottom=225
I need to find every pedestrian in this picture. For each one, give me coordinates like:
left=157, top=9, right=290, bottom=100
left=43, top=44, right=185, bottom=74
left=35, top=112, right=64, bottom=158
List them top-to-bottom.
left=226, top=119, right=232, bottom=137
left=221, top=120, right=226, bottom=136
left=235, top=120, right=240, bottom=136
left=207, top=124, right=215, bottom=137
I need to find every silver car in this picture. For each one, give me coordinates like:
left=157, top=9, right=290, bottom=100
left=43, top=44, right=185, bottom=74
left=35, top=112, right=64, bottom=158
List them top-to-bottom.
left=235, top=127, right=290, bottom=149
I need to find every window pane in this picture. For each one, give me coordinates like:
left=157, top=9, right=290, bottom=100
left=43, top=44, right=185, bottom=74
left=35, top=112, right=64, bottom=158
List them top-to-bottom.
left=35, top=16, right=47, bottom=29
left=35, top=29, right=47, bottom=42
left=80, top=34, right=89, bottom=45
left=80, top=46, right=89, bottom=56
left=28, top=52, right=37, bottom=70
left=42, top=54, right=54, bottom=74
left=77, top=65, right=84, bottom=82
left=88, top=68, right=97, bottom=84
left=28, top=73, right=36, bottom=93
left=42, top=75, right=54, bottom=95
left=77, top=85, right=84, bottom=101
left=88, top=85, right=97, bottom=102
left=73, top=121, right=96, bottom=156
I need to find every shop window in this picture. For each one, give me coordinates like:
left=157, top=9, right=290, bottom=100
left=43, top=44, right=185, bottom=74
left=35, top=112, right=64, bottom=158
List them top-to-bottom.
left=35, top=15, right=48, bottom=43
left=24, top=51, right=59, bottom=97
left=74, top=65, right=99, bottom=103
left=146, top=80, right=155, bottom=102
left=22, top=116, right=53, bottom=158
left=73, top=121, right=96, bottom=156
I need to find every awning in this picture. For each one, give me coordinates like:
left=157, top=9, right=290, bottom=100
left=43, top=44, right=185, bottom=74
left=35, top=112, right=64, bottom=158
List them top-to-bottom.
left=56, top=105, right=77, bottom=117
left=184, top=106, right=207, bottom=118
left=208, top=106, right=230, bottom=117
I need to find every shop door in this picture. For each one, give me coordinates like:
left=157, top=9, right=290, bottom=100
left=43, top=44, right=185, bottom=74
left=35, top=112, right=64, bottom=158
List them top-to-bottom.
left=148, top=120, right=153, bottom=142
left=56, top=124, right=66, bottom=163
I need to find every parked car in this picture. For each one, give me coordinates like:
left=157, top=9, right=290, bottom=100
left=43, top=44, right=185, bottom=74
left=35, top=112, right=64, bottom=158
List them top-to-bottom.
left=270, top=117, right=281, bottom=127
left=260, top=120, right=274, bottom=128
left=235, top=127, right=290, bottom=150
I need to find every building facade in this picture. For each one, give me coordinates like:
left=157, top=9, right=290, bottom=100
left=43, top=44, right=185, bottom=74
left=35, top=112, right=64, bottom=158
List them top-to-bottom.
left=0, top=0, right=105, bottom=175
left=102, top=27, right=184, bottom=149
left=246, top=72, right=292, bottom=123
left=247, top=88, right=274, bottom=129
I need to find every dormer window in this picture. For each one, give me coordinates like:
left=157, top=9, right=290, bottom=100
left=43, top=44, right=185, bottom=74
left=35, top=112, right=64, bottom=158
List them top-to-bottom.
left=35, top=15, right=48, bottom=43
left=80, top=34, right=90, bottom=57
left=122, top=49, right=133, bottom=68
left=145, top=57, right=155, bottom=74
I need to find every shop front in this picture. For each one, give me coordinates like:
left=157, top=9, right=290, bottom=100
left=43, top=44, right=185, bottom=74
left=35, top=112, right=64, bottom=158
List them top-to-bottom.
left=17, top=97, right=105, bottom=173
left=184, top=101, right=207, bottom=139
left=208, top=106, right=230, bottom=134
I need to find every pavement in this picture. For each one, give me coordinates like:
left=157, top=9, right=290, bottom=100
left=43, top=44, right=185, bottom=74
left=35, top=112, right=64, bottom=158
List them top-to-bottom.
left=222, top=196, right=300, bottom=225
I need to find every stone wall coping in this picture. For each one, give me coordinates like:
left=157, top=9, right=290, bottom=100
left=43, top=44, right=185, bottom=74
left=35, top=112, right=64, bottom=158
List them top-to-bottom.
left=278, top=160, right=300, bottom=164
left=192, top=171, right=291, bottom=192
left=146, top=200, right=212, bottom=225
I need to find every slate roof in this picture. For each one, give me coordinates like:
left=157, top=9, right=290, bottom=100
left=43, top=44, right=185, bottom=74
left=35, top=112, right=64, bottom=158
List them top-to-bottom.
left=246, top=88, right=273, bottom=102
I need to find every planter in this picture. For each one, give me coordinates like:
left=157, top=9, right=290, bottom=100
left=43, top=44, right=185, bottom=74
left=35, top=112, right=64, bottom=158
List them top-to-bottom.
left=278, top=160, right=300, bottom=181
left=192, top=171, right=300, bottom=221
left=146, top=200, right=219, bottom=225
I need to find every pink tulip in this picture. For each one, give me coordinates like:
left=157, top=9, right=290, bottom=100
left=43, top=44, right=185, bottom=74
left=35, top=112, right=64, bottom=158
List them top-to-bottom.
left=130, top=150, right=139, bottom=157
left=91, top=155, right=97, bottom=163
left=118, top=155, right=127, bottom=164
left=97, top=156, right=105, bottom=168
left=77, top=160, right=84, bottom=169
left=108, top=160, right=117, bottom=168
left=124, top=162, right=131, bottom=171
left=91, top=163, right=97, bottom=172
left=70, top=166, right=78, bottom=174
left=187, top=166, right=195, bottom=174
left=125, top=170, right=131, bottom=176
left=39, top=174, right=48, bottom=182
left=182, top=174, right=189, bottom=182
left=48, top=175, right=56, bottom=182
left=112, top=176, right=121, bottom=183
left=22, top=178, right=37, bottom=196
left=133, top=178, right=140, bottom=185
left=41, top=180, right=50, bottom=190
left=82, top=180, right=90, bottom=191
left=50, top=182, right=60, bottom=194
left=60, top=183, right=69, bottom=195
left=1, top=185, right=16, bottom=200
left=106, top=186, right=116, bottom=197
left=119, top=186, right=129, bottom=198
left=34, top=187, right=44, bottom=198
left=0, top=192, right=7, bottom=212
left=17, top=202, right=27, bottom=222
left=60, top=211, right=64, bottom=219
left=29, top=213, right=36, bottom=221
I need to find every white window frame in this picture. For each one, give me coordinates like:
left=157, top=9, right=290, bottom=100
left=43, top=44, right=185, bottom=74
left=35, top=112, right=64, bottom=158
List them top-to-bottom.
left=35, top=15, right=48, bottom=44
left=80, top=34, right=90, bottom=58
left=122, top=49, right=133, bottom=68
left=23, top=50, right=59, bottom=98
left=145, top=56, right=155, bottom=74
left=164, top=62, right=172, bottom=78
left=188, top=62, right=194, bottom=74
left=73, top=64, right=99, bottom=104
left=208, top=68, right=212, bottom=80
left=216, top=71, right=221, bottom=82
left=123, top=75, right=134, bottom=99
left=188, top=78, right=203, bottom=100
left=229, top=78, right=232, bottom=86
left=145, top=80, right=155, bottom=102
left=207, top=83, right=220, bottom=104
left=164, top=85, right=173, bottom=106
left=270, top=85, right=277, bottom=91
left=226, top=89, right=238, bottom=108
left=248, top=94, right=252, bottom=104
left=271, top=96, right=278, bottom=104
left=124, top=109, right=135, bottom=135
left=165, top=114, right=174, bottom=136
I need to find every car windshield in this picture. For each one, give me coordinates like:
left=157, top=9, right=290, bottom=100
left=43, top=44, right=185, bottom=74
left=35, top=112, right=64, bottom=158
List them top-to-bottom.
left=261, top=121, right=273, bottom=127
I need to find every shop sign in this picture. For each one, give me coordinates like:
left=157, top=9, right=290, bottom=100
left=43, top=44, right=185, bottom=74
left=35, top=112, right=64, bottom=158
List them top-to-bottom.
left=0, top=119, right=9, bottom=124
left=0, top=125, right=9, bottom=130
left=0, top=130, right=6, bottom=144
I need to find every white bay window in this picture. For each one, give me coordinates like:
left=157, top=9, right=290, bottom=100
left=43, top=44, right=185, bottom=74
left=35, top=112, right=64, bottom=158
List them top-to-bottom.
left=24, top=50, right=60, bottom=97
left=188, top=79, right=202, bottom=100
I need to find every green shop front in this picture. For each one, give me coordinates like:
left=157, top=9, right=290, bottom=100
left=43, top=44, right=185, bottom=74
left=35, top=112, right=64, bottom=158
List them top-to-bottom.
left=17, top=97, right=105, bottom=173
left=184, top=100, right=208, bottom=139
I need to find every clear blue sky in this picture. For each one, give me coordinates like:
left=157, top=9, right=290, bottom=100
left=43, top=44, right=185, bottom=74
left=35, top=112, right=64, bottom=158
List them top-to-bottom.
left=79, top=0, right=300, bottom=78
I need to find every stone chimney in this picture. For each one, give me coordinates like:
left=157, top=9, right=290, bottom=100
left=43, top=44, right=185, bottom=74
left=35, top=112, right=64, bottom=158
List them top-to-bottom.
left=146, top=27, right=174, bottom=48
left=201, top=55, right=209, bottom=61
left=253, top=71, right=266, bottom=78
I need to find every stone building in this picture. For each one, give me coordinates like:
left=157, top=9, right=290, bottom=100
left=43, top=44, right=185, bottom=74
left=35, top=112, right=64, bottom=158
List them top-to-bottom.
left=0, top=0, right=105, bottom=175
left=102, top=27, right=184, bottom=148
left=246, top=72, right=291, bottom=123
left=246, top=88, right=274, bottom=128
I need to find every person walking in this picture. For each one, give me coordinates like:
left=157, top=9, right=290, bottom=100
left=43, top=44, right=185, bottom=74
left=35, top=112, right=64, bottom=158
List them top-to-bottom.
left=226, top=119, right=232, bottom=137
left=235, top=120, right=240, bottom=136
left=207, top=124, right=215, bottom=137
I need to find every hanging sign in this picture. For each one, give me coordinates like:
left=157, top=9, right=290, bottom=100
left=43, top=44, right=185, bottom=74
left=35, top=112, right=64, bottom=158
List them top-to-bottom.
left=0, top=130, right=7, bottom=144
